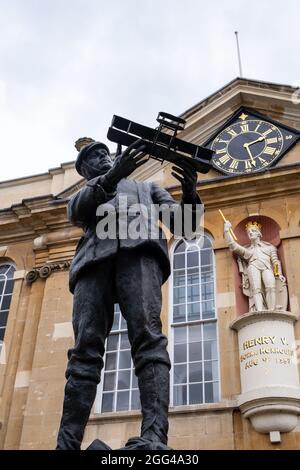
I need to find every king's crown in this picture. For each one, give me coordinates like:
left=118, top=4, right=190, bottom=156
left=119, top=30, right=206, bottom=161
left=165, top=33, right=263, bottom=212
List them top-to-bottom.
left=245, top=221, right=262, bottom=232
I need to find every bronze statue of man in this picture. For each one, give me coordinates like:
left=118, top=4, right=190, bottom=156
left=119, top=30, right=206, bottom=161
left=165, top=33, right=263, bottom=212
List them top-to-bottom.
left=56, top=138, right=202, bottom=450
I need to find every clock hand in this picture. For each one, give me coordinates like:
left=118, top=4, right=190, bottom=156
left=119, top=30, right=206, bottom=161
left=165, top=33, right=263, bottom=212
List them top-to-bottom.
left=247, top=136, right=265, bottom=147
left=243, top=143, right=256, bottom=166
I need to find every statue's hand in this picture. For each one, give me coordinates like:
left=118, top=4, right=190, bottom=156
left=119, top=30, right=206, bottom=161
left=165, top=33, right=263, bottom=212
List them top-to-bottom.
left=105, top=139, right=148, bottom=186
left=171, top=160, right=198, bottom=202
left=224, top=221, right=232, bottom=233
left=279, top=274, right=286, bottom=283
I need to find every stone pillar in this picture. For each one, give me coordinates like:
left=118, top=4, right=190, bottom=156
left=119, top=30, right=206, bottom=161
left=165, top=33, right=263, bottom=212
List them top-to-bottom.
left=231, top=311, right=300, bottom=443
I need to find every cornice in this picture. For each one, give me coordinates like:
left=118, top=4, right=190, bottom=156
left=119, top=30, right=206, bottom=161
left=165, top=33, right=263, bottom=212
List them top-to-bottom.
left=181, top=77, right=298, bottom=122
left=168, top=163, right=300, bottom=208
left=0, top=195, right=70, bottom=244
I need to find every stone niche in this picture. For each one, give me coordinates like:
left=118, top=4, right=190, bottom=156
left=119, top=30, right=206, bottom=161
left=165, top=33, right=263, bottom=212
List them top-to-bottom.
left=231, top=311, right=300, bottom=443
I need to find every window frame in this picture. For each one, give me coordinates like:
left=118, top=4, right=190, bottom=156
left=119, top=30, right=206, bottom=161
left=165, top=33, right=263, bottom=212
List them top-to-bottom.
left=168, top=235, right=221, bottom=407
left=0, top=262, right=16, bottom=349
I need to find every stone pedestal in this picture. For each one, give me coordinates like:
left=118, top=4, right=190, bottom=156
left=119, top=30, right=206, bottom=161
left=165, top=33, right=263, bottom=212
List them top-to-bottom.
left=231, top=311, right=300, bottom=443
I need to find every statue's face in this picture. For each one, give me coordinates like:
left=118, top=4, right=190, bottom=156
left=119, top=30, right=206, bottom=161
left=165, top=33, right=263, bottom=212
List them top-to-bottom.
left=81, top=147, right=113, bottom=179
left=87, top=147, right=113, bottom=173
left=247, top=228, right=261, bottom=242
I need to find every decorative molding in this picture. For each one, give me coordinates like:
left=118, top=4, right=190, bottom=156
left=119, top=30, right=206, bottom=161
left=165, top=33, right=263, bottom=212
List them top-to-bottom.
left=56, top=178, right=85, bottom=199
left=25, top=260, right=72, bottom=284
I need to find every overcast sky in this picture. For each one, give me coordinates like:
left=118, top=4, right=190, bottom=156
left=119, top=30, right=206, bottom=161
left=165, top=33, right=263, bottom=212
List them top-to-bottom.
left=0, top=0, right=299, bottom=182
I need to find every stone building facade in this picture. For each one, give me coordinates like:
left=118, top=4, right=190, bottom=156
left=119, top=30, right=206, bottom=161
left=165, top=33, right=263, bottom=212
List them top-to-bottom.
left=1, top=78, right=300, bottom=450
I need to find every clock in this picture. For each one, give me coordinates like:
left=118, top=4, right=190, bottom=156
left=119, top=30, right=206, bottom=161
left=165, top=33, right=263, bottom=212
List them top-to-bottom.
left=205, top=108, right=300, bottom=175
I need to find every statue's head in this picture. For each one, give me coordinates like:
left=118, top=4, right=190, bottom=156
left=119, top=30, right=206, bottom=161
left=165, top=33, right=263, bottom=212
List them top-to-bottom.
left=74, top=137, right=113, bottom=180
left=246, top=221, right=262, bottom=242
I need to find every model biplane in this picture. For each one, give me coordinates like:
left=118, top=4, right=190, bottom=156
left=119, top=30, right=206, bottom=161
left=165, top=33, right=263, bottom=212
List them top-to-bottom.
left=107, top=112, right=213, bottom=173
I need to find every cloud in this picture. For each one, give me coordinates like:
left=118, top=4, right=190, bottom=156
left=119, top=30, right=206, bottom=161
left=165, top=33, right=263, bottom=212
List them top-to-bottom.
left=0, top=0, right=299, bottom=181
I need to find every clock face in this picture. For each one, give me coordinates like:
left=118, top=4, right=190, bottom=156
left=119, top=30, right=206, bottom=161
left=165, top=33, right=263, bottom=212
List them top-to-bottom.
left=206, top=109, right=299, bottom=175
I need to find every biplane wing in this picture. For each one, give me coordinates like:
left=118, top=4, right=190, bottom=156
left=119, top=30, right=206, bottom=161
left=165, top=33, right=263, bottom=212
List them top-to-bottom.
left=107, top=115, right=213, bottom=174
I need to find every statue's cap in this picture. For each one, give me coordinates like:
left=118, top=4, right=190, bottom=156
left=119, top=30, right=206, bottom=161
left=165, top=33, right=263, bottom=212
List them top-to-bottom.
left=74, top=137, right=110, bottom=176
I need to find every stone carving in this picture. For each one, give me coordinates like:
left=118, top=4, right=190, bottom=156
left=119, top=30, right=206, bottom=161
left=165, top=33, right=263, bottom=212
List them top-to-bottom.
left=224, top=220, right=288, bottom=311
left=25, top=261, right=72, bottom=284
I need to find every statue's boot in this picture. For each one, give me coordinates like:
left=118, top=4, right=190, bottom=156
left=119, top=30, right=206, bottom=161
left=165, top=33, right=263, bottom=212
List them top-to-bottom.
left=122, top=362, right=171, bottom=450
left=57, top=376, right=106, bottom=450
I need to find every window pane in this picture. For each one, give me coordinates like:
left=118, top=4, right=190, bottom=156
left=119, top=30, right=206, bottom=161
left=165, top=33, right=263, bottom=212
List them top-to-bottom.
left=202, top=236, right=212, bottom=249
left=175, top=240, right=185, bottom=253
left=201, top=249, right=212, bottom=266
left=187, top=251, right=199, bottom=267
left=174, top=254, right=185, bottom=269
left=0, top=265, right=10, bottom=275
left=6, top=265, right=15, bottom=278
left=186, top=268, right=199, bottom=285
left=201, top=269, right=213, bottom=283
left=174, top=271, right=185, bottom=287
left=5, top=280, right=13, bottom=295
left=0, top=281, right=4, bottom=296
left=201, top=282, right=214, bottom=299
left=187, top=285, right=200, bottom=303
left=174, top=287, right=185, bottom=305
left=1, top=295, right=11, bottom=311
left=202, top=301, right=215, bottom=319
left=187, top=303, right=200, bottom=322
left=173, top=305, right=185, bottom=323
left=0, top=311, right=9, bottom=328
left=112, top=313, right=120, bottom=331
left=120, top=315, right=127, bottom=330
left=203, top=322, right=217, bottom=341
left=189, top=324, right=201, bottom=343
left=174, top=326, right=187, bottom=344
left=0, top=327, right=5, bottom=341
left=120, top=332, right=130, bottom=350
left=107, top=335, right=118, bottom=352
left=203, top=341, right=218, bottom=360
left=189, top=342, right=202, bottom=362
left=174, top=343, right=187, bottom=363
left=119, top=350, right=131, bottom=370
left=105, top=352, right=117, bottom=371
left=204, top=361, right=213, bottom=381
left=189, top=362, right=202, bottom=383
left=173, top=364, right=187, bottom=384
left=118, top=370, right=131, bottom=390
left=103, top=372, right=116, bottom=391
left=132, top=372, right=138, bottom=388
left=205, top=382, right=219, bottom=403
left=189, top=383, right=203, bottom=405
left=173, top=385, right=187, bottom=406
left=131, top=390, right=141, bottom=410
left=116, top=391, right=129, bottom=411
left=102, top=393, right=114, bottom=412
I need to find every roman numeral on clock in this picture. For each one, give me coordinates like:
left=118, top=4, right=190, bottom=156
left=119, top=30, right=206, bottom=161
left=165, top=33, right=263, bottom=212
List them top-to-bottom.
left=240, top=124, right=249, bottom=133
left=228, top=129, right=238, bottom=137
left=262, top=129, right=273, bottom=138
left=266, top=137, right=278, bottom=145
left=264, top=146, right=276, bottom=155
left=215, top=148, right=227, bottom=154
left=218, top=154, right=230, bottom=165
left=229, top=159, right=239, bottom=169
left=244, top=160, right=252, bottom=170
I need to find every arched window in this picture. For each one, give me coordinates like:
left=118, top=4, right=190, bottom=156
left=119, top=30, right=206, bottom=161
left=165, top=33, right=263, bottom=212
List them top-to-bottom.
left=170, top=235, right=220, bottom=406
left=0, top=263, right=16, bottom=350
left=95, top=304, right=140, bottom=413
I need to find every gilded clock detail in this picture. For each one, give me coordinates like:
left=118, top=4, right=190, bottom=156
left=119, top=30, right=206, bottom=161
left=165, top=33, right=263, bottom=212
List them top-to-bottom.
left=207, top=110, right=299, bottom=175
